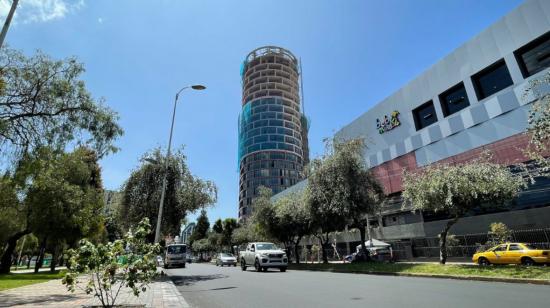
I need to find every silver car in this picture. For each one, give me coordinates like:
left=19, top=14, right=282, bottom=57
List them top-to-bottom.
left=216, top=252, right=237, bottom=267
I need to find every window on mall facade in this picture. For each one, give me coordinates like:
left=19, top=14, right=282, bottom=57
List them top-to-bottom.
left=515, top=31, right=550, bottom=78
left=472, top=59, right=513, bottom=100
left=439, top=82, right=470, bottom=117
left=412, top=100, right=438, bottom=130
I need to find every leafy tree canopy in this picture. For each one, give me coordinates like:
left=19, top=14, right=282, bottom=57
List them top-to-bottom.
left=0, top=47, right=123, bottom=160
left=525, top=71, right=550, bottom=175
left=306, top=137, right=383, bottom=262
left=0, top=146, right=106, bottom=273
left=120, top=148, right=217, bottom=239
left=402, top=157, right=524, bottom=263
left=188, top=209, right=210, bottom=245
left=213, top=219, right=223, bottom=234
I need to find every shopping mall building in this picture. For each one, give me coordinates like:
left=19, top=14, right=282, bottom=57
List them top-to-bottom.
left=272, top=0, right=550, bottom=255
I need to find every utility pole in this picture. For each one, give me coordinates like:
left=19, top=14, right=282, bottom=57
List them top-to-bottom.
left=0, top=0, right=19, bottom=49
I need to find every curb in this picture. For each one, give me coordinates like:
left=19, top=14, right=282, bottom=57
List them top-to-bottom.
left=289, top=267, right=550, bottom=285
left=158, top=276, right=190, bottom=308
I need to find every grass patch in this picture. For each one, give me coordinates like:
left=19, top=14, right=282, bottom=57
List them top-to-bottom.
left=288, top=262, right=550, bottom=281
left=0, top=270, right=66, bottom=291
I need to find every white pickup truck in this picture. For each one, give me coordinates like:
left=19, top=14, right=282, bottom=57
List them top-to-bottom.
left=239, top=242, right=288, bottom=272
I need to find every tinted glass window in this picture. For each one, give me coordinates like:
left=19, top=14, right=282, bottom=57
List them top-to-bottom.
left=515, top=31, right=550, bottom=78
left=472, top=60, right=513, bottom=100
left=439, top=82, right=470, bottom=117
left=412, top=101, right=438, bottom=130
left=256, top=243, right=277, bottom=250
left=508, top=244, right=522, bottom=251
left=167, top=245, right=186, bottom=254
left=494, top=245, right=507, bottom=252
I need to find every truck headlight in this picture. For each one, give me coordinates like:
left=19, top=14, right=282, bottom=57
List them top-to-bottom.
left=260, top=253, right=269, bottom=258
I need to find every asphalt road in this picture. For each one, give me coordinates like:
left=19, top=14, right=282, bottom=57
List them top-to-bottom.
left=167, top=263, right=549, bottom=308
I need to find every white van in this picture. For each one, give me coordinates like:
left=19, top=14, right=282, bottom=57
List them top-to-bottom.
left=164, top=244, right=187, bottom=268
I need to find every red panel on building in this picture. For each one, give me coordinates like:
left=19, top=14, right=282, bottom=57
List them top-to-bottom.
left=371, top=133, right=533, bottom=195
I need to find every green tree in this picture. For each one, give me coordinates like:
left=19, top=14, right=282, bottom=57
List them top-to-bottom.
left=0, top=47, right=123, bottom=159
left=0, top=48, right=122, bottom=274
left=524, top=71, right=550, bottom=176
left=307, top=138, right=382, bottom=263
left=0, top=147, right=107, bottom=273
left=27, top=147, right=105, bottom=272
left=120, top=148, right=217, bottom=241
left=402, top=157, right=524, bottom=264
left=247, top=186, right=277, bottom=241
left=273, top=192, right=312, bottom=264
left=189, top=210, right=210, bottom=246
left=222, top=218, right=238, bottom=254
left=213, top=219, right=224, bottom=234
left=486, top=222, right=512, bottom=247
left=231, top=224, right=256, bottom=247
left=207, top=231, right=223, bottom=253
left=191, top=238, right=215, bottom=261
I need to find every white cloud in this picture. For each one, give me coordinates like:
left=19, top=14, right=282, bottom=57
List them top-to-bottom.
left=0, top=0, right=85, bottom=24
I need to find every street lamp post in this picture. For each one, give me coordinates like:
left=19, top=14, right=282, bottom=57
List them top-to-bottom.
left=0, top=0, right=19, bottom=49
left=153, top=84, right=206, bottom=244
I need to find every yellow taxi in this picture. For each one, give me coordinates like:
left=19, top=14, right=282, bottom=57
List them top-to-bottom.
left=472, top=243, right=550, bottom=266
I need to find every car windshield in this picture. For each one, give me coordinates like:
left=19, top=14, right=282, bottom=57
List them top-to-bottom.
left=256, top=243, right=277, bottom=250
left=167, top=245, right=186, bottom=254
left=221, top=253, right=234, bottom=258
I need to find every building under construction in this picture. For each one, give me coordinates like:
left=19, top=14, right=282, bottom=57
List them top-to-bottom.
left=238, top=46, right=309, bottom=220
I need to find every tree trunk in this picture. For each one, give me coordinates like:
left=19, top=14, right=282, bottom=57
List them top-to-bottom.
left=439, top=217, right=459, bottom=265
left=359, top=224, right=367, bottom=262
left=0, top=229, right=30, bottom=274
left=320, top=233, right=329, bottom=264
left=34, top=236, right=48, bottom=273
left=294, top=236, right=302, bottom=264
left=49, top=244, right=57, bottom=272
left=27, top=255, right=32, bottom=269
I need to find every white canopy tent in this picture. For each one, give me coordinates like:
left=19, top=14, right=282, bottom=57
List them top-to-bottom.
left=356, top=239, right=390, bottom=252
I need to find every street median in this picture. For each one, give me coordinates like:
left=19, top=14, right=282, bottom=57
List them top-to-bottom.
left=288, top=262, right=550, bottom=285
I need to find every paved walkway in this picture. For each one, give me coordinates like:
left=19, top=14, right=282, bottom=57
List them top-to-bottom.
left=0, top=271, right=188, bottom=307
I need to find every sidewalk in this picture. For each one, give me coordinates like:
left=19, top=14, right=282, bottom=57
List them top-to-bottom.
left=0, top=270, right=188, bottom=308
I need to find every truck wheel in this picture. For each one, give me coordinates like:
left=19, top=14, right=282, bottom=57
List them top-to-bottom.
left=241, top=259, right=247, bottom=271
left=254, top=259, right=262, bottom=272
left=262, top=267, right=268, bottom=272
left=280, top=267, right=287, bottom=272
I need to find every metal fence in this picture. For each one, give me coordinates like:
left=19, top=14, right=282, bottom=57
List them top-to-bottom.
left=293, top=228, right=550, bottom=261
left=407, top=228, right=550, bottom=259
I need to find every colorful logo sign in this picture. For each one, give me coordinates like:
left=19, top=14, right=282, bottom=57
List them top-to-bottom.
left=376, top=110, right=401, bottom=134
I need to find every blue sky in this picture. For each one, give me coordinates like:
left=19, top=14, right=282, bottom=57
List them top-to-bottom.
left=2, top=0, right=523, bottom=224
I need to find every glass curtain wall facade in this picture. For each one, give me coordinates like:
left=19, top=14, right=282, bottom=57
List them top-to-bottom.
left=238, top=46, right=308, bottom=219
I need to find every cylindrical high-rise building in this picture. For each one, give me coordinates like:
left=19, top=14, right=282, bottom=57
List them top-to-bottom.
left=238, top=46, right=309, bottom=220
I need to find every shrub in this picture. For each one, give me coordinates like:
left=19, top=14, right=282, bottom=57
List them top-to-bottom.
left=62, top=218, right=160, bottom=308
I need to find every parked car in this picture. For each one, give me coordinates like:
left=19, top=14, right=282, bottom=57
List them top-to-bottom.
left=239, top=242, right=288, bottom=272
left=473, top=243, right=550, bottom=266
left=164, top=244, right=187, bottom=268
left=367, top=246, right=394, bottom=263
left=216, top=253, right=238, bottom=267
